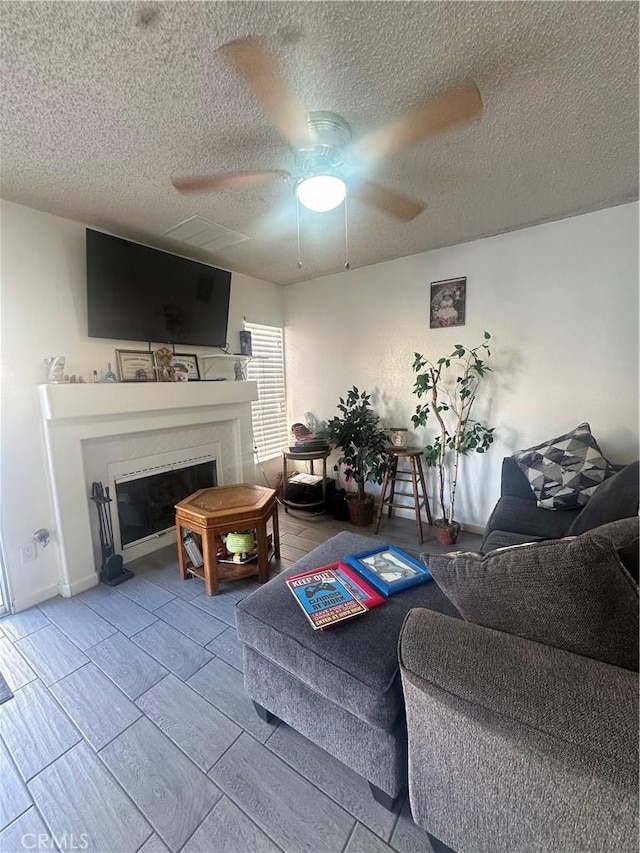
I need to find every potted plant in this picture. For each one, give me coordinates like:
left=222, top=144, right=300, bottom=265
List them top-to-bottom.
left=411, top=332, right=495, bottom=544
left=327, top=387, right=389, bottom=526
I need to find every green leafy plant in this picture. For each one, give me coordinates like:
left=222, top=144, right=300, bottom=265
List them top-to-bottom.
left=412, top=332, right=495, bottom=528
left=327, top=387, right=389, bottom=504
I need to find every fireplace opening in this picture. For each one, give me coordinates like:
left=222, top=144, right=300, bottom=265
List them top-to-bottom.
left=115, top=459, right=217, bottom=548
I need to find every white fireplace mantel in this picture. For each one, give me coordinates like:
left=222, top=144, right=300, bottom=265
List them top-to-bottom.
left=39, top=380, right=257, bottom=421
left=38, top=381, right=258, bottom=597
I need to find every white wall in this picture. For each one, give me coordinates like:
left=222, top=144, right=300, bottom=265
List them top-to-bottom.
left=0, top=200, right=283, bottom=610
left=284, top=202, right=639, bottom=529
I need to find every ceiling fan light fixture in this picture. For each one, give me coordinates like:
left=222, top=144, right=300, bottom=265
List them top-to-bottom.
left=295, top=174, right=346, bottom=212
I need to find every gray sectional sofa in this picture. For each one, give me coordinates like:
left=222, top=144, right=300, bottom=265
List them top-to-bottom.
left=236, top=458, right=639, bottom=852
left=481, top=458, right=639, bottom=557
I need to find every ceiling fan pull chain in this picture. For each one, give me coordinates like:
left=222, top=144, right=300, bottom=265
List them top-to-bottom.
left=344, top=194, right=350, bottom=270
left=296, top=196, right=303, bottom=270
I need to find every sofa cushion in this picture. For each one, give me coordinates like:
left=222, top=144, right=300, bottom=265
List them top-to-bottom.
left=512, top=422, right=615, bottom=510
left=568, top=461, right=639, bottom=535
left=485, top=495, right=580, bottom=539
left=480, top=529, right=544, bottom=553
left=236, top=531, right=459, bottom=730
left=427, top=535, right=639, bottom=671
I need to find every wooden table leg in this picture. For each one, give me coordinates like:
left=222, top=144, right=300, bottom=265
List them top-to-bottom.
left=282, top=452, right=289, bottom=513
left=409, top=455, right=424, bottom=544
left=416, top=455, right=432, bottom=525
left=387, top=456, right=399, bottom=518
left=374, top=461, right=391, bottom=534
left=272, top=503, right=280, bottom=558
left=255, top=520, right=269, bottom=584
left=175, top=521, right=187, bottom=580
left=201, top=529, right=219, bottom=596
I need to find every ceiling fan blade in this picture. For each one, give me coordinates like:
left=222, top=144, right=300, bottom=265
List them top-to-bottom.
left=220, top=36, right=312, bottom=148
left=349, top=83, right=483, bottom=164
left=172, top=170, right=290, bottom=194
left=350, top=180, right=426, bottom=222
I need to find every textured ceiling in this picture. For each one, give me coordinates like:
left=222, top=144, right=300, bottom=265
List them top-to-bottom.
left=1, top=1, right=638, bottom=286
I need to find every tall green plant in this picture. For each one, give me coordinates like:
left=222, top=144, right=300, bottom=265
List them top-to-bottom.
left=411, top=332, right=495, bottom=525
left=327, top=387, right=389, bottom=503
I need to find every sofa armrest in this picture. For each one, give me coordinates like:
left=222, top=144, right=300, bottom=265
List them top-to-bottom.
left=399, top=608, right=638, bottom=853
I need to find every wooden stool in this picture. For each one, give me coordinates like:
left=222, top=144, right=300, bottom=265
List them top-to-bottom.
left=374, top=448, right=432, bottom=544
left=175, top=484, right=280, bottom=596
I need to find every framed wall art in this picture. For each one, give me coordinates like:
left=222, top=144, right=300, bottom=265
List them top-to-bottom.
left=430, top=276, right=466, bottom=329
left=115, top=349, right=157, bottom=382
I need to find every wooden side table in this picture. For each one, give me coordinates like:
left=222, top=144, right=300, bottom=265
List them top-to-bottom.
left=281, top=448, right=331, bottom=513
left=374, top=448, right=432, bottom=543
left=175, top=484, right=279, bottom=596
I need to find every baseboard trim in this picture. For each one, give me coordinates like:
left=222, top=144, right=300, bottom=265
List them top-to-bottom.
left=377, top=505, right=485, bottom=537
left=60, top=573, right=99, bottom=598
left=9, top=583, right=60, bottom=613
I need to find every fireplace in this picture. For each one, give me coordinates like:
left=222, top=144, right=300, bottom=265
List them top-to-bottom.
left=38, top=381, right=258, bottom=598
left=111, top=452, right=218, bottom=550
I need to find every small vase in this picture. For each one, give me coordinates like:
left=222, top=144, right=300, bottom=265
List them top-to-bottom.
left=44, top=356, right=65, bottom=383
left=389, top=428, right=408, bottom=448
left=434, top=520, right=461, bottom=545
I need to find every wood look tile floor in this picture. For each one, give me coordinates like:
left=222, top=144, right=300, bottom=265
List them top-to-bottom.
left=0, top=509, right=482, bottom=853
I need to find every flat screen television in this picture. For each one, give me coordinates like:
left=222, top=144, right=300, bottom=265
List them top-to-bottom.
left=86, top=229, right=231, bottom=347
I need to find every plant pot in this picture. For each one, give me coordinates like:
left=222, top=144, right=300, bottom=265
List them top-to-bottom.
left=330, top=490, right=350, bottom=521
left=347, top=495, right=375, bottom=526
left=434, top=520, right=461, bottom=545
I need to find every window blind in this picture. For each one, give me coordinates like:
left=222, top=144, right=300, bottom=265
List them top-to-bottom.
left=245, top=323, right=288, bottom=462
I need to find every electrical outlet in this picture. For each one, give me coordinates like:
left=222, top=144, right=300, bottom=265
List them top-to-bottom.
left=20, top=543, right=36, bottom=563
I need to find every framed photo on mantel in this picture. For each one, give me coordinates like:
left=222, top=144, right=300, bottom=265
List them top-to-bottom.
left=115, top=349, right=157, bottom=382
left=171, top=353, right=200, bottom=381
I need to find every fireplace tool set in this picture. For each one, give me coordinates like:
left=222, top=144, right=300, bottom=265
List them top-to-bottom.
left=91, top=481, right=133, bottom=586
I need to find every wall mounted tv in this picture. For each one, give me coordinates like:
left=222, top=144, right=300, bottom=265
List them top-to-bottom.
left=86, top=229, right=232, bottom=347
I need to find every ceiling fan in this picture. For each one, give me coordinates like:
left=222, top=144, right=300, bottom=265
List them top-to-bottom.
left=172, top=36, right=483, bottom=222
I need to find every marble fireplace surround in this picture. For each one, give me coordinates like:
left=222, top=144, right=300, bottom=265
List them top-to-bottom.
left=38, top=381, right=258, bottom=597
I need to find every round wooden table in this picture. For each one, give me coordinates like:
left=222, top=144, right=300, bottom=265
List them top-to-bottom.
left=281, top=448, right=331, bottom=513
left=175, top=484, right=279, bottom=596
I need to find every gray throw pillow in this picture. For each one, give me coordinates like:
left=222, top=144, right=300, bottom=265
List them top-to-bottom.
left=512, top=422, right=614, bottom=510
left=569, top=461, right=639, bottom=535
left=427, top=535, right=639, bottom=671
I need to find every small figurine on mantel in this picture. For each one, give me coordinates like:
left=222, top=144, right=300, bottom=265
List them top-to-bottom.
left=155, top=347, right=175, bottom=382
left=44, top=356, right=65, bottom=383
left=104, top=362, right=118, bottom=382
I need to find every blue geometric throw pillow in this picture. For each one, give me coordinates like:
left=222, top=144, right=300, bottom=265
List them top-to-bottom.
left=512, top=422, right=615, bottom=510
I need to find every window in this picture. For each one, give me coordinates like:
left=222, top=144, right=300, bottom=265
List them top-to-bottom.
left=245, top=322, right=288, bottom=462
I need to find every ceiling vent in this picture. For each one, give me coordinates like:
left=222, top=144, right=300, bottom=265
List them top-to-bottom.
left=162, top=216, right=248, bottom=252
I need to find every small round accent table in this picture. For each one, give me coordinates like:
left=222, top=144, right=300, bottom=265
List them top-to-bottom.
left=373, top=447, right=432, bottom=543
left=281, top=448, right=331, bottom=513
left=175, top=484, right=279, bottom=596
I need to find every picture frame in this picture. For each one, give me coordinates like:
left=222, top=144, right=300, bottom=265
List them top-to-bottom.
left=430, top=276, right=466, bottom=329
left=115, top=349, right=158, bottom=383
left=168, top=353, right=201, bottom=381
left=344, top=545, right=432, bottom=596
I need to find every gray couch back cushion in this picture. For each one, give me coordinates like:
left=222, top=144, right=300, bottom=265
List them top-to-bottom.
left=569, top=461, right=639, bottom=535
left=427, top=535, right=639, bottom=671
